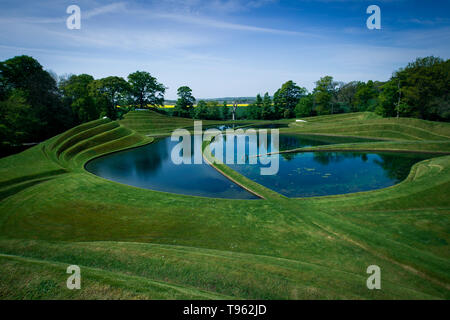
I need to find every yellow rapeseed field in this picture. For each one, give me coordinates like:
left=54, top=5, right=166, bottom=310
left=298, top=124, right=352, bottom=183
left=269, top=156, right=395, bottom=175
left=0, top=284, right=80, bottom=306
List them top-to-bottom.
left=117, top=104, right=250, bottom=109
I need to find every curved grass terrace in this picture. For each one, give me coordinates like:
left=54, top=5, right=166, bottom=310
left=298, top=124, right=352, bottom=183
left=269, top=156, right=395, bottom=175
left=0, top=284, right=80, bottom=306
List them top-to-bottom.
left=0, top=110, right=449, bottom=299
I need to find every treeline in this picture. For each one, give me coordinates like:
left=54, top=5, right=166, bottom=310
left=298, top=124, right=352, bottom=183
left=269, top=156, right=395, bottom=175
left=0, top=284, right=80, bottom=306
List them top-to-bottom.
left=0, top=55, right=166, bottom=151
left=1, top=55, right=448, bottom=154
left=169, top=56, right=449, bottom=122
left=244, top=56, right=449, bottom=121
left=170, top=86, right=232, bottom=120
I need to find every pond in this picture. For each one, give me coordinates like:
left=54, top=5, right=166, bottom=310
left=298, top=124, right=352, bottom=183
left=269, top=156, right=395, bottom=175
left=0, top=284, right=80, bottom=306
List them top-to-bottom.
left=85, top=134, right=432, bottom=199
left=85, top=136, right=258, bottom=199
left=227, top=151, right=431, bottom=197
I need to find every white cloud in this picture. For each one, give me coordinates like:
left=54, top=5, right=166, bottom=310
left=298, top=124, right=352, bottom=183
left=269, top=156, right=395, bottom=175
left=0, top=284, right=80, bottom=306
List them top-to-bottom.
left=1, top=0, right=448, bottom=99
left=152, top=0, right=278, bottom=14
left=0, top=2, right=127, bottom=24
left=83, top=2, right=127, bottom=19
left=153, top=13, right=313, bottom=36
left=405, top=17, right=450, bottom=26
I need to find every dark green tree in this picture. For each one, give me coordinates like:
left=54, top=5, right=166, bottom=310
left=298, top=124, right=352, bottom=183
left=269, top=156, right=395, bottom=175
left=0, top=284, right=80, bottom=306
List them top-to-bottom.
left=0, top=55, right=70, bottom=143
left=374, top=56, right=450, bottom=120
left=393, top=56, right=449, bottom=120
left=127, top=71, right=165, bottom=109
left=59, top=74, right=98, bottom=123
left=89, top=76, right=129, bottom=120
left=313, top=76, right=338, bottom=115
left=354, top=80, right=378, bottom=111
left=375, top=80, right=399, bottom=117
left=273, top=81, right=306, bottom=119
left=336, top=81, right=361, bottom=112
left=173, top=86, right=195, bottom=118
left=0, top=89, right=37, bottom=145
left=261, top=92, right=272, bottom=120
left=247, top=94, right=263, bottom=119
left=294, top=94, right=314, bottom=117
left=194, top=100, right=208, bottom=119
left=206, top=101, right=220, bottom=120
left=221, top=101, right=230, bottom=120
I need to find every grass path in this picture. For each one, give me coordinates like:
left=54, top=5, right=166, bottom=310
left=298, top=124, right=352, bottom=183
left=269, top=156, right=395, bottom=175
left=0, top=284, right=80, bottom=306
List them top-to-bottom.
left=0, top=253, right=231, bottom=299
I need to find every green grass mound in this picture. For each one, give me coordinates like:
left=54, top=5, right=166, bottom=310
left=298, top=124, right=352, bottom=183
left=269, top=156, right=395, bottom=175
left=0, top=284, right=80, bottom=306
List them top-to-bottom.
left=120, top=109, right=260, bottom=135
left=120, top=110, right=196, bottom=135
left=0, top=111, right=449, bottom=299
left=288, top=113, right=450, bottom=141
left=0, top=118, right=152, bottom=202
left=48, top=118, right=152, bottom=169
left=50, top=118, right=111, bottom=150
left=54, top=121, right=119, bottom=158
left=62, top=126, right=131, bottom=162
left=0, top=239, right=443, bottom=299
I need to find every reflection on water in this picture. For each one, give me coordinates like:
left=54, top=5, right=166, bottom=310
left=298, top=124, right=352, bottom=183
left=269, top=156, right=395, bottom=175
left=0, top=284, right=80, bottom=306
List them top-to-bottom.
left=210, top=133, right=329, bottom=163
left=85, top=134, right=431, bottom=199
left=85, top=137, right=258, bottom=199
left=228, top=151, right=431, bottom=197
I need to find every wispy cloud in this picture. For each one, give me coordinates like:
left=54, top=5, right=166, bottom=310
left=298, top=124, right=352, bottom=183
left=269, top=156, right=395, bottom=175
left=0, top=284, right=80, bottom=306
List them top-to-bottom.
left=1, top=0, right=448, bottom=99
left=152, top=0, right=278, bottom=14
left=0, top=1, right=310, bottom=38
left=0, top=2, right=127, bottom=24
left=83, top=2, right=127, bottom=19
left=153, top=13, right=313, bottom=36
left=405, top=17, right=450, bottom=26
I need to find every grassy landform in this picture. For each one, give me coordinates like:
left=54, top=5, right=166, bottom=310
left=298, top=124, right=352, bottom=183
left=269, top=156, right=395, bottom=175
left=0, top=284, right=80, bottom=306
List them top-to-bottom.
left=0, top=110, right=449, bottom=299
left=120, top=110, right=255, bottom=136
left=284, top=112, right=450, bottom=141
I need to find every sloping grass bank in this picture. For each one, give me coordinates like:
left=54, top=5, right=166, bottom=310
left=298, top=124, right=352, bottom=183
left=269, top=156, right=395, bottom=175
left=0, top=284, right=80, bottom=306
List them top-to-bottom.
left=0, top=111, right=448, bottom=299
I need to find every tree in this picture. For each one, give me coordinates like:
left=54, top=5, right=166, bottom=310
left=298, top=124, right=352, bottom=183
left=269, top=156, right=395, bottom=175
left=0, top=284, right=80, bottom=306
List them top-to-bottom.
left=0, top=55, right=70, bottom=143
left=0, top=55, right=57, bottom=107
left=374, top=56, right=449, bottom=120
left=393, top=56, right=449, bottom=120
left=127, top=71, right=165, bottom=109
left=59, top=74, right=98, bottom=123
left=89, top=76, right=129, bottom=120
left=313, top=76, right=338, bottom=115
left=354, top=80, right=378, bottom=111
left=375, top=80, right=399, bottom=117
left=273, top=81, right=306, bottom=119
left=337, top=81, right=361, bottom=112
left=173, top=86, right=195, bottom=118
left=0, top=89, right=36, bottom=145
left=261, top=92, right=272, bottom=120
left=247, top=94, right=263, bottom=119
left=295, top=94, right=314, bottom=117
left=428, top=95, right=450, bottom=121
left=71, top=96, right=98, bottom=123
left=194, top=100, right=208, bottom=119
left=206, top=101, right=220, bottom=120
left=221, top=101, right=230, bottom=120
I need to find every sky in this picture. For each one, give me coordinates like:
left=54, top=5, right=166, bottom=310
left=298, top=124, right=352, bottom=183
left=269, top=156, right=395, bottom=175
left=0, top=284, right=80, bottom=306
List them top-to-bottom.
left=0, top=0, right=449, bottom=99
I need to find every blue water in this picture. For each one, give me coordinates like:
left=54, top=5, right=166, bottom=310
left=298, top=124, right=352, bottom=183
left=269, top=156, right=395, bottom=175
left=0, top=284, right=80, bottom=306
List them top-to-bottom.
left=85, top=134, right=431, bottom=198
left=85, top=137, right=258, bottom=199
left=227, top=151, right=430, bottom=197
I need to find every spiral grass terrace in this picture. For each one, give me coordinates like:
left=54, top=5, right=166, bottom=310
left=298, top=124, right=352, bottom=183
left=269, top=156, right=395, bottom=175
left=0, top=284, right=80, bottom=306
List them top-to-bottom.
left=0, top=110, right=449, bottom=299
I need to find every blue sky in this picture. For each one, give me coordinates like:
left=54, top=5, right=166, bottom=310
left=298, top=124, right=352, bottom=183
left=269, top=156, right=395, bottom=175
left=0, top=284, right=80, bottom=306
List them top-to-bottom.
left=0, top=0, right=449, bottom=99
